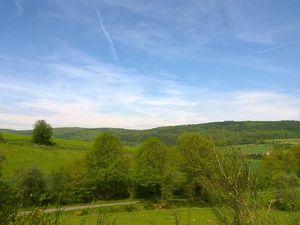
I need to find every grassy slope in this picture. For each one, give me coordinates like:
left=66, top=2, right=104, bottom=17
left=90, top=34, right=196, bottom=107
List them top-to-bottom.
left=0, top=133, right=89, bottom=179
left=0, top=133, right=137, bottom=179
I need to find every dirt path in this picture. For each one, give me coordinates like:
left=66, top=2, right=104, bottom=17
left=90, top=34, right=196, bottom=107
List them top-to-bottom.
left=19, top=201, right=140, bottom=215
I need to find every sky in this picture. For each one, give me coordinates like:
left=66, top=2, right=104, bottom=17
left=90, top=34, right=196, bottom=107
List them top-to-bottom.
left=0, top=0, right=300, bottom=130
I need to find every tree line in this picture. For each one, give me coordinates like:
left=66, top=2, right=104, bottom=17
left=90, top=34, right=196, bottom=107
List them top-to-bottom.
left=5, top=120, right=300, bottom=146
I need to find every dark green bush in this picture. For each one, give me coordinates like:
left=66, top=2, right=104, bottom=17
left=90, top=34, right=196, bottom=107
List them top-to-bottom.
left=32, top=120, right=54, bottom=145
left=0, top=133, right=6, bottom=143
left=16, top=167, right=49, bottom=206
left=0, top=182, right=20, bottom=225
left=275, top=187, right=300, bottom=210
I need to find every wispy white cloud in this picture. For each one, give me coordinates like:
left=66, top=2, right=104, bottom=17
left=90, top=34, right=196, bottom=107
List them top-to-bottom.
left=1, top=53, right=299, bottom=130
left=1, top=85, right=299, bottom=130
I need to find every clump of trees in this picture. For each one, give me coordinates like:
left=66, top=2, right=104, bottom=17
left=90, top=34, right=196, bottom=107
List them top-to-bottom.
left=32, top=120, right=54, bottom=145
left=134, top=137, right=168, bottom=198
left=262, top=145, right=300, bottom=211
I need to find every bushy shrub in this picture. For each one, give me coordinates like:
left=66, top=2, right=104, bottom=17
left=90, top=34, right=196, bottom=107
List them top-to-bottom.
left=32, top=120, right=54, bottom=145
left=16, top=167, right=49, bottom=206
left=48, top=167, right=71, bottom=205
left=270, top=174, right=300, bottom=210
left=0, top=182, right=20, bottom=225
left=275, top=187, right=300, bottom=211
left=256, top=191, right=274, bottom=207
left=15, top=208, right=64, bottom=225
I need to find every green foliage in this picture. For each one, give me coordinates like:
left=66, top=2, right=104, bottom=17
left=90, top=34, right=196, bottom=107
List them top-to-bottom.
left=32, top=120, right=54, bottom=145
left=0, top=132, right=6, bottom=143
left=86, top=133, right=129, bottom=199
left=88, top=133, right=123, bottom=169
left=177, top=133, right=215, bottom=202
left=134, top=137, right=168, bottom=198
left=290, top=145, right=300, bottom=178
left=262, top=146, right=300, bottom=210
left=161, top=148, right=186, bottom=200
left=207, top=148, right=271, bottom=225
left=263, top=149, right=296, bottom=175
left=0, top=154, right=5, bottom=177
left=0, top=156, right=20, bottom=225
left=66, top=159, right=92, bottom=203
left=16, top=166, right=48, bottom=206
left=48, top=167, right=72, bottom=205
left=271, top=174, right=300, bottom=211
left=0, top=182, right=20, bottom=225
left=275, top=187, right=300, bottom=211
left=16, top=208, right=64, bottom=225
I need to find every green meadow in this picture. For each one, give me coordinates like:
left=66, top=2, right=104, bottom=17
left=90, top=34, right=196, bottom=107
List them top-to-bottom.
left=0, top=132, right=292, bottom=179
left=0, top=133, right=139, bottom=179
left=0, top=133, right=88, bottom=179
left=61, top=207, right=300, bottom=225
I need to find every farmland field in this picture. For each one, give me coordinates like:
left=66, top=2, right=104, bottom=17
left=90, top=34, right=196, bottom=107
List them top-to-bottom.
left=265, top=138, right=300, bottom=145
left=238, top=144, right=272, bottom=154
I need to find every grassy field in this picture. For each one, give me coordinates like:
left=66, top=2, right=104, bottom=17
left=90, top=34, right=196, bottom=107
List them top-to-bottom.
left=0, top=133, right=138, bottom=179
left=0, top=133, right=297, bottom=179
left=0, top=133, right=89, bottom=179
left=265, top=138, right=300, bottom=145
left=238, top=144, right=272, bottom=154
left=60, top=207, right=300, bottom=225
left=63, top=207, right=215, bottom=225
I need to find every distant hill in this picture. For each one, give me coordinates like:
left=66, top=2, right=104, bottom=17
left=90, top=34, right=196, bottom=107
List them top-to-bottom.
left=2, top=121, right=300, bottom=146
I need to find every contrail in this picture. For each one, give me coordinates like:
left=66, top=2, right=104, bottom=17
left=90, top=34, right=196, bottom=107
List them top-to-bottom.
left=15, top=0, right=24, bottom=15
left=91, top=0, right=118, bottom=61
left=259, top=40, right=300, bottom=54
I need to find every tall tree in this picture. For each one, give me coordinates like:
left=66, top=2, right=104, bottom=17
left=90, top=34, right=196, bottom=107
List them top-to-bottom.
left=32, top=120, right=54, bottom=145
left=86, top=133, right=129, bottom=199
left=177, top=133, right=215, bottom=202
left=134, top=137, right=168, bottom=198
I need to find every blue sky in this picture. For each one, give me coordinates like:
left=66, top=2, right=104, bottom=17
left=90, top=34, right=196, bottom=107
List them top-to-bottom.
left=0, top=0, right=300, bottom=129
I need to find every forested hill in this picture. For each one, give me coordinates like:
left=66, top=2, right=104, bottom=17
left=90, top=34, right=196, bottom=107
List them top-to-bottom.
left=2, top=121, right=300, bottom=146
